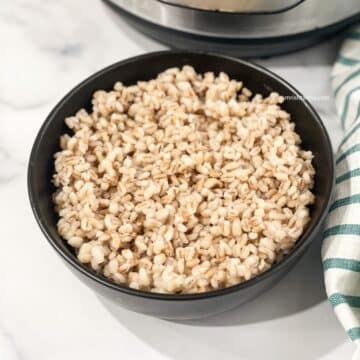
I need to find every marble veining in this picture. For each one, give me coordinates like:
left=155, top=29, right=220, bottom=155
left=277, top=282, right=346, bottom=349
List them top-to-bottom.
left=0, top=1, right=355, bottom=359
left=0, top=148, right=24, bottom=184
left=0, top=329, right=23, bottom=360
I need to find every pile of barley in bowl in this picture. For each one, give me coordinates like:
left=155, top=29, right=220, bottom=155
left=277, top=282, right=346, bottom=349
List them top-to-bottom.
left=53, top=66, right=315, bottom=294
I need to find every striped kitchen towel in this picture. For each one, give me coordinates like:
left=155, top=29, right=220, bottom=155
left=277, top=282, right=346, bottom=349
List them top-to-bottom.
left=322, top=24, right=360, bottom=359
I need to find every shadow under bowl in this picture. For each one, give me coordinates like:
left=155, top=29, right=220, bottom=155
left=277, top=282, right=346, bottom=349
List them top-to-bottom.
left=28, top=51, right=334, bottom=319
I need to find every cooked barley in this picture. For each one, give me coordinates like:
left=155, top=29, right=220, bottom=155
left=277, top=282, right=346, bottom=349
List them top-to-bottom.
left=53, top=66, right=315, bottom=294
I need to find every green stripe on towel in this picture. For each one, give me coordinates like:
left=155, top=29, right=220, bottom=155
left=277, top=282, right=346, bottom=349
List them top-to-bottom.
left=348, top=32, right=360, bottom=40
left=338, top=56, right=360, bottom=66
left=334, top=69, right=360, bottom=97
left=341, top=86, right=360, bottom=128
left=356, top=101, right=360, bottom=123
left=339, top=122, right=360, bottom=148
left=336, top=144, right=360, bottom=164
left=336, top=168, right=360, bottom=184
left=329, top=194, right=360, bottom=212
left=324, top=224, right=360, bottom=238
left=323, top=258, right=360, bottom=272
left=329, top=293, right=360, bottom=307
left=348, top=328, right=360, bottom=341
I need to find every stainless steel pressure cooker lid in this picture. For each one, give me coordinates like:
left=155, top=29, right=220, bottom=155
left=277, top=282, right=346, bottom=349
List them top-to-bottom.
left=104, top=0, right=360, bottom=57
left=160, top=0, right=305, bottom=14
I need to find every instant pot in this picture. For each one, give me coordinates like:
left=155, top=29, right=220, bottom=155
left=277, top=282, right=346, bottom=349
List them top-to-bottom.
left=103, top=0, right=360, bottom=57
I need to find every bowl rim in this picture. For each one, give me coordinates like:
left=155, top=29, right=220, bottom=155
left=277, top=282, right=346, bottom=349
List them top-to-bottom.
left=28, top=50, right=334, bottom=301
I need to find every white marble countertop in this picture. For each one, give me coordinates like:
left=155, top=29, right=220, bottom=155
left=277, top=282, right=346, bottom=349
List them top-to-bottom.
left=0, top=1, right=355, bottom=359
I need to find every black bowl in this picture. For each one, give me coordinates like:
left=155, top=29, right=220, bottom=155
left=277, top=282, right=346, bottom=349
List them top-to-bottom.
left=28, top=51, right=334, bottom=319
